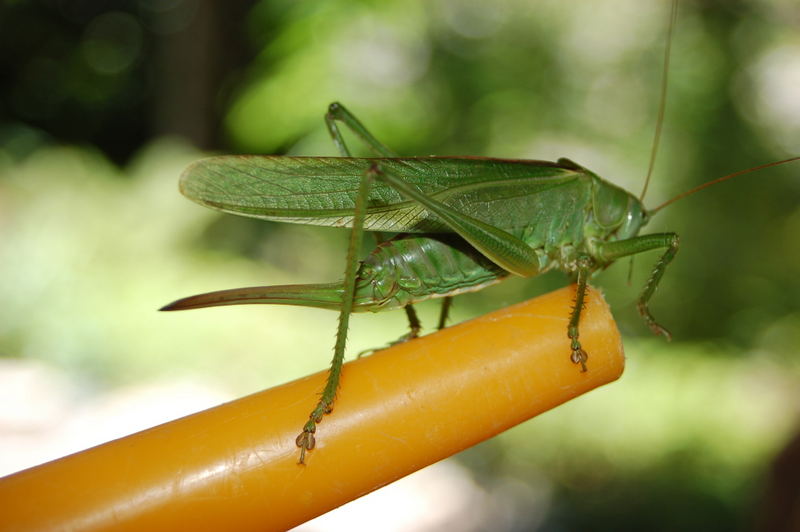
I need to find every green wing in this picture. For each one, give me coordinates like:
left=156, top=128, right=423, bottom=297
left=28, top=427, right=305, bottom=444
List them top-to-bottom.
left=179, top=156, right=584, bottom=233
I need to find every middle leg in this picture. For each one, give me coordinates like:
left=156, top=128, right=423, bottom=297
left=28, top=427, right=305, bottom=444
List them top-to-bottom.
left=567, top=256, right=594, bottom=372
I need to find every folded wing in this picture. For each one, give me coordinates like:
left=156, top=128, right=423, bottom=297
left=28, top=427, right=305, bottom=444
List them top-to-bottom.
left=180, top=156, right=583, bottom=233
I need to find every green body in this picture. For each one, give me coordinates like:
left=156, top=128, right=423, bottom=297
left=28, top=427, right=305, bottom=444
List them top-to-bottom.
left=161, top=0, right=797, bottom=464
left=162, top=102, right=679, bottom=463
left=171, top=156, right=647, bottom=312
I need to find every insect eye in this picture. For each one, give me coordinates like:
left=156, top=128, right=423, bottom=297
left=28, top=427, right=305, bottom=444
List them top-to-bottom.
left=592, top=181, right=628, bottom=229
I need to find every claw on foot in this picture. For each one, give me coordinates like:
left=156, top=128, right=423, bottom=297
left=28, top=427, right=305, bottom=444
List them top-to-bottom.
left=638, top=303, right=673, bottom=342
left=648, top=322, right=672, bottom=342
left=357, top=329, right=419, bottom=358
left=389, top=330, right=419, bottom=348
left=571, top=347, right=588, bottom=372
left=296, top=420, right=318, bottom=465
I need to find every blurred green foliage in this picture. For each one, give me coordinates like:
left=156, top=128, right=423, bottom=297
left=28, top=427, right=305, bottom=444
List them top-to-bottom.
left=1, top=0, right=799, bottom=530
left=224, top=0, right=800, bottom=348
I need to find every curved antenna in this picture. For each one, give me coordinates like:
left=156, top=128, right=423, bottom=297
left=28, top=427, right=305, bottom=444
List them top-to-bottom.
left=640, top=0, right=679, bottom=202
left=649, top=157, right=800, bottom=215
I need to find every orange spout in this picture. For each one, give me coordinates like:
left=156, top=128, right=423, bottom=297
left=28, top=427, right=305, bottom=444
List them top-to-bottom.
left=0, top=285, right=624, bottom=531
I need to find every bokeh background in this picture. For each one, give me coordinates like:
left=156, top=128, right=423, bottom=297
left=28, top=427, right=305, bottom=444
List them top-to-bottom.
left=1, top=0, right=799, bottom=530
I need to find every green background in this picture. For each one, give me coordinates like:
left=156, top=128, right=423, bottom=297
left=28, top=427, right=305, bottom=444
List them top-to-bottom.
left=1, top=1, right=799, bottom=530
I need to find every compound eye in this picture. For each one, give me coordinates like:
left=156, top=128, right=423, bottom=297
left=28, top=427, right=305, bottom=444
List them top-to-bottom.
left=592, top=182, right=628, bottom=229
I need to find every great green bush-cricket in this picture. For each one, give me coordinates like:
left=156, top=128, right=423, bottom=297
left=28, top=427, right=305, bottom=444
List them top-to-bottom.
left=162, top=1, right=798, bottom=463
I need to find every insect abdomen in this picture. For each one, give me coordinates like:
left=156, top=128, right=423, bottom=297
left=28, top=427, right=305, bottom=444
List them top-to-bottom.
left=354, top=235, right=508, bottom=311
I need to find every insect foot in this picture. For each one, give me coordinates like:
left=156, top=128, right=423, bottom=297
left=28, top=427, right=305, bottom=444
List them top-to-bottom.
left=637, top=301, right=673, bottom=342
left=356, top=333, right=414, bottom=358
left=570, top=341, right=589, bottom=373
left=296, top=401, right=332, bottom=464
left=295, top=424, right=316, bottom=465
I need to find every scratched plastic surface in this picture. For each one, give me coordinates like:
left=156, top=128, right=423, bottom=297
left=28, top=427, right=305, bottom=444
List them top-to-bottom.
left=0, top=285, right=624, bottom=532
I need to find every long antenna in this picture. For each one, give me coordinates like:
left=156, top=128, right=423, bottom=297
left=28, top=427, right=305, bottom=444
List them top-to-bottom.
left=640, top=0, right=679, bottom=202
left=649, top=157, right=800, bottom=214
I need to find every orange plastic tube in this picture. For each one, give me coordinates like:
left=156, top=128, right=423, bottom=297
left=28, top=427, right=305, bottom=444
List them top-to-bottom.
left=0, top=285, right=624, bottom=532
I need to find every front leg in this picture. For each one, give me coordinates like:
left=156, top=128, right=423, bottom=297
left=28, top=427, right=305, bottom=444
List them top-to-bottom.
left=597, top=233, right=680, bottom=340
left=636, top=235, right=679, bottom=339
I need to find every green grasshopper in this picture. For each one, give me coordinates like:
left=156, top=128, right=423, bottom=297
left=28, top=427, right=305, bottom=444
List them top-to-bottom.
left=161, top=2, right=798, bottom=463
